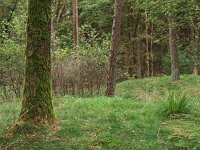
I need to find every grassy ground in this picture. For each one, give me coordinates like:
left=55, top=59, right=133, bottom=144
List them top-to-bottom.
left=0, top=75, right=200, bottom=150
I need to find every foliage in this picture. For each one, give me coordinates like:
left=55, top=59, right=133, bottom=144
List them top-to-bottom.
left=0, top=0, right=27, bottom=100
left=0, top=0, right=200, bottom=148
left=79, top=0, right=113, bottom=33
left=52, top=25, right=110, bottom=96
left=0, top=40, right=25, bottom=100
left=163, top=50, right=195, bottom=74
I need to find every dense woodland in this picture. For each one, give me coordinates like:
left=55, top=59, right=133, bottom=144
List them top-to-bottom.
left=1, top=0, right=200, bottom=149
left=1, top=0, right=199, bottom=99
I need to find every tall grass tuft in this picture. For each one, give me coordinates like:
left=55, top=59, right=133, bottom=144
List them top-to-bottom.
left=161, top=92, right=190, bottom=118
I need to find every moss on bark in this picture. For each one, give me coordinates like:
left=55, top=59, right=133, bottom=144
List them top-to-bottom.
left=18, top=0, right=55, bottom=127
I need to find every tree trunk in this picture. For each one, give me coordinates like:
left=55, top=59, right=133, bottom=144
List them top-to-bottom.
left=18, top=0, right=55, bottom=127
left=72, top=0, right=78, bottom=49
left=72, top=0, right=80, bottom=92
left=105, top=0, right=123, bottom=96
left=145, top=13, right=154, bottom=77
left=145, top=13, right=150, bottom=77
left=169, top=17, right=180, bottom=82
left=191, top=22, right=199, bottom=75
left=150, top=23, right=154, bottom=76
left=136, top=25, right=142, bottom=78
left=194, top=35, right=199, bottom=75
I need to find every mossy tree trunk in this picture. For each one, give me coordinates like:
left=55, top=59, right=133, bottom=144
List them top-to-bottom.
left=18, top=0, right=55, bottom=126
left=105, top=0, right=123, bottom=96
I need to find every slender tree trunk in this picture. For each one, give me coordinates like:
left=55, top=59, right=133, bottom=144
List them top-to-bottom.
left=0, top=0, right=19, bottom=43
left=7, top=0, right=19, bottom=23
left=18, top=0, right=55, bottom=127
left=51, top=0, right=65, bottom=50
left=72, top=0, right=78, bottom=49
left=72, top=0, right=80, bottom=92
left=105, top=0, right=123, bottom=96
left=145, top=13, right=150, bottom=77
left=145, top=13, right=154, bottom=77
left=169, top=17, right=180, bottom=82
left=191, top=22, right=199, bottom=75
left=150, top=23, right=154, bottom=76
left=136, top=25, right=142, bottom=78
left=193, top=33, right=199, bottom=75
left=194, top=46, right=199, bottom=75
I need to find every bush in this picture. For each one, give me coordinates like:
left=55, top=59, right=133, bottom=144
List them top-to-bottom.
left=52, top=25, right=109, bottom=96
left=0, top=40, right=25, bottom=100
left=52, top=54, right=107, bottom=96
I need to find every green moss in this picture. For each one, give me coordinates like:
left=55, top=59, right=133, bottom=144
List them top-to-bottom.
left=19, top=0, right=55, bottom=126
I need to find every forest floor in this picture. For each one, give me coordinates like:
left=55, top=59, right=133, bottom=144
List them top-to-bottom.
left=1, top=75, right=200, bottom=150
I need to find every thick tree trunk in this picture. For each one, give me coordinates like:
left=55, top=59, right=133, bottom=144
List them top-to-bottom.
left=18, top=0, right=55, bottom=126
left=72, top=0, right=78, bottom=49
left=105, top=0, right=123, bottom=96
left=169, top=17, right=180, bottom=82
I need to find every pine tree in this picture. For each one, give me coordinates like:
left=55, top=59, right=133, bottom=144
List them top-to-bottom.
left=72, top=0, right=78, bottom=49
left=105, top=0, right=123, bottom=96
left=169, top=17, right=180, bottom=82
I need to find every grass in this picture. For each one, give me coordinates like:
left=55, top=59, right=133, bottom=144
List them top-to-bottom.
left=0, top=75, right=200, bottom=149
left=116, top=75, right=200, bottom=101
left=161, top=92, right=190, bottom=117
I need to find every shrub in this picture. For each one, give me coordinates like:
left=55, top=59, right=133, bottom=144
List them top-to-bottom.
left=52, top=25, right=109, bottom=96
left=0, top=40, right=25, bottom=100
left=52, top=55, right=107, bottom=96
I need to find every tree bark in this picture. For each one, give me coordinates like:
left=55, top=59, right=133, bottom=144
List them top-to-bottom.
left=18, top=0, right=55, bottom=127
left=72, top=0, right=78, bottom=49
left=72, top=0, right=81, bottom=93
left=105, top=0, right=123, bottom=96
left=145, top=13, right=154, bottom=77
left=145, top=13, right=150, bottom=77
left=169, top=17, right=180, bottom=82
left=191, top=21, right=199, bottom=75
left=150, top=23, right=154, bottom=76
left=136, top=25, right=142, bottom=78
left=194, top=35, right=199, bottom=75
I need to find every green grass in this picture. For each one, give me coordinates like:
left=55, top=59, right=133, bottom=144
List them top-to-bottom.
left=1, top=75, right=200, bottom=149
left=116, top=75, right=200, bottom=101
left=161, top=92, right=190, bottom=117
